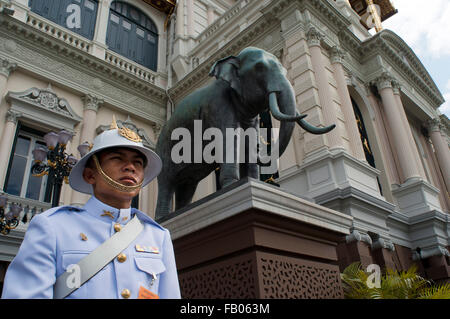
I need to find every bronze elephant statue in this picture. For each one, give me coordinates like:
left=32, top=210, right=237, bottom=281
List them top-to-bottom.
left=155, top=47, right=334, bottom=219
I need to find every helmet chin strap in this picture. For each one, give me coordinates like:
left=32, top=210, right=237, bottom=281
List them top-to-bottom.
left=92, top=155, right=143, bottom=193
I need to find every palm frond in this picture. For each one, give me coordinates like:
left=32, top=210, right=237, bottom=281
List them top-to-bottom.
left=341, top=262, right=450, bottom=299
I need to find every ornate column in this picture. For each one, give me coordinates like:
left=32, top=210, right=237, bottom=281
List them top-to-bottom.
left=90, top=0, right=111, bottom=59
left=176, top=0, right=185, bottom=37
left=186, top=0, right=194, bottom=37
left=306, top=27, right=343, bottom=151
left=330, top=46, right=366, bottom=161
left=0, top=58, right=17, bottom=99
left=0, top=58, right=17, bottom=160
left=375, top=72, right=421, bottom=182
left=392, top=81, right=426, bottom=178
left=71, top=94, right=103, bottom=206
left=79, top=94, right=103, bottom=145
left=0, top=110, right=21, bottom=190
left=427, top=118, right=450, bottom=192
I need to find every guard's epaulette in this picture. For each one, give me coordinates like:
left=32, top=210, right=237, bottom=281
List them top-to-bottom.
left=44, top=205, right=85, bottom=217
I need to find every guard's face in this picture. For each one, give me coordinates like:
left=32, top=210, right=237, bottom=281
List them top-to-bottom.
left=83, top=148, right=146, bottom=208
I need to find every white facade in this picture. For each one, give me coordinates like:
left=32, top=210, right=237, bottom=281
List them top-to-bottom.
left=0, top=0, right=449, bottom=278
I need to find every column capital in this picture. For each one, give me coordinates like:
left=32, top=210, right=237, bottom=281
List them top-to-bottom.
left=306, top=27, right=323, bottom=47
left=329, top=46, right=346, bottom=65
left=0, top=58, right=17, bottom=78
left=373, top=72, right=395, bottom=91
left=391, top=79, right=402, bottom=95
left=81, top=94, right=104, bottom=112
left=6, top=110, right=21, bottom=124
left=426, top=117, right=444, bottom=133
left=151, top=122, right=162, bottom=137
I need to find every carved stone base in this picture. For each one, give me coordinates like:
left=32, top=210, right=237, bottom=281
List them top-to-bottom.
left=160, top=178, right=353, bottom=299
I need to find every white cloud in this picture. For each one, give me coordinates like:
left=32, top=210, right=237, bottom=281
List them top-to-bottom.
left=384, top=0, right=450, bottom=58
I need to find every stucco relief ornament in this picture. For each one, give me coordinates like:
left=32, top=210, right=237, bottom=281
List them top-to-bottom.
left=24, top=86, right=71, bottom=116
left=39, top=92, right=59, bottom=109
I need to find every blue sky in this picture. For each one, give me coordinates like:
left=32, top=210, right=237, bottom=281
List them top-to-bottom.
left=382, top=0, right=450, bottom=117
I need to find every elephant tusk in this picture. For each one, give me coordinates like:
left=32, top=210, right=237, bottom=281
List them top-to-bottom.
left=268, top=92, right=307, bottom=122
left=295, top=111, right=336, bottom=135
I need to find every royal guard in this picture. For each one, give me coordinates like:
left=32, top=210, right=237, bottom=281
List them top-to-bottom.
left=2, top=117, right=181, bottom=299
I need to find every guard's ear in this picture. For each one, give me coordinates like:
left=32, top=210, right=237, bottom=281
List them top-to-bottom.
left=209, top=56, right=241, bottom=96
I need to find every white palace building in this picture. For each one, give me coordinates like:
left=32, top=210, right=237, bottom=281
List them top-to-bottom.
left=0, top=0, right=449, bottom=294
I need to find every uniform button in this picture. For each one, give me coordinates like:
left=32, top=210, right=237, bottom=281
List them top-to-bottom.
left=114, top=223, right=122, bottom=232
left=117, top=253, right=127, bottom=263
left=121, top=289, right=131, bottom=299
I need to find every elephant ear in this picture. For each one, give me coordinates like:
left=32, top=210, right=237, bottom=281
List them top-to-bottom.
left=209, top=56, right=241, bottom=96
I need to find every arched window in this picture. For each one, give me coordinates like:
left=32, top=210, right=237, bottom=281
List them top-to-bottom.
left=29, top=0, right=98, bottom=40
left=106, top=2, right=158, bottom=71
left=351, top=97, right=383, bottom=195
left=352, top=97, right=376, bottom=168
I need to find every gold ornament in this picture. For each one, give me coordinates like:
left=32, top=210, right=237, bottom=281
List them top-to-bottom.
left=109, top=115, right=142, bottom=143
left=118, top=126, right=142, bottom=143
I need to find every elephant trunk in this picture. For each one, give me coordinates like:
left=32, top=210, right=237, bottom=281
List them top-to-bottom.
left=265, top=78, right=336, bottom=159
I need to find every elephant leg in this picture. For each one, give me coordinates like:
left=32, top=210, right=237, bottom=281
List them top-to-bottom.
left=155, top=178, right=174, bottom=220
left=175, top=181, right=198, bottom=211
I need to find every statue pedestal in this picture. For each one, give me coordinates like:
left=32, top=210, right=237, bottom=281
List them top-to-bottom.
left=160, top=178, right=353, bottom=299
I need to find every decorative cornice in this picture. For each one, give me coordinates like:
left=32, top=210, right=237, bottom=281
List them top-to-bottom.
left=359, top=30, right=444, bottom=107
left=0, top=57, right=17, bottom=78
left=82, top=94, right=104, bottom=113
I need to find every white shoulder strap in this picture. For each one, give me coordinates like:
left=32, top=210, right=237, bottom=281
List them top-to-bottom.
left=53, top=215, right=144, bottom=299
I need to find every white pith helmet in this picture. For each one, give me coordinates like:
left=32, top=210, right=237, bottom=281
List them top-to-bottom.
left=69, top=117, right=162, bottom=195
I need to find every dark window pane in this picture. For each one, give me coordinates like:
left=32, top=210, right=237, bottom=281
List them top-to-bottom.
left=29, top=0, right=98, bottom=40
left=107, top=1, right=158, bottom=71
left=15, top=136, right=31, bottom=156
left=5, top=156, right=27, bottom=196
left=26, top=174, right=44, bottom=200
